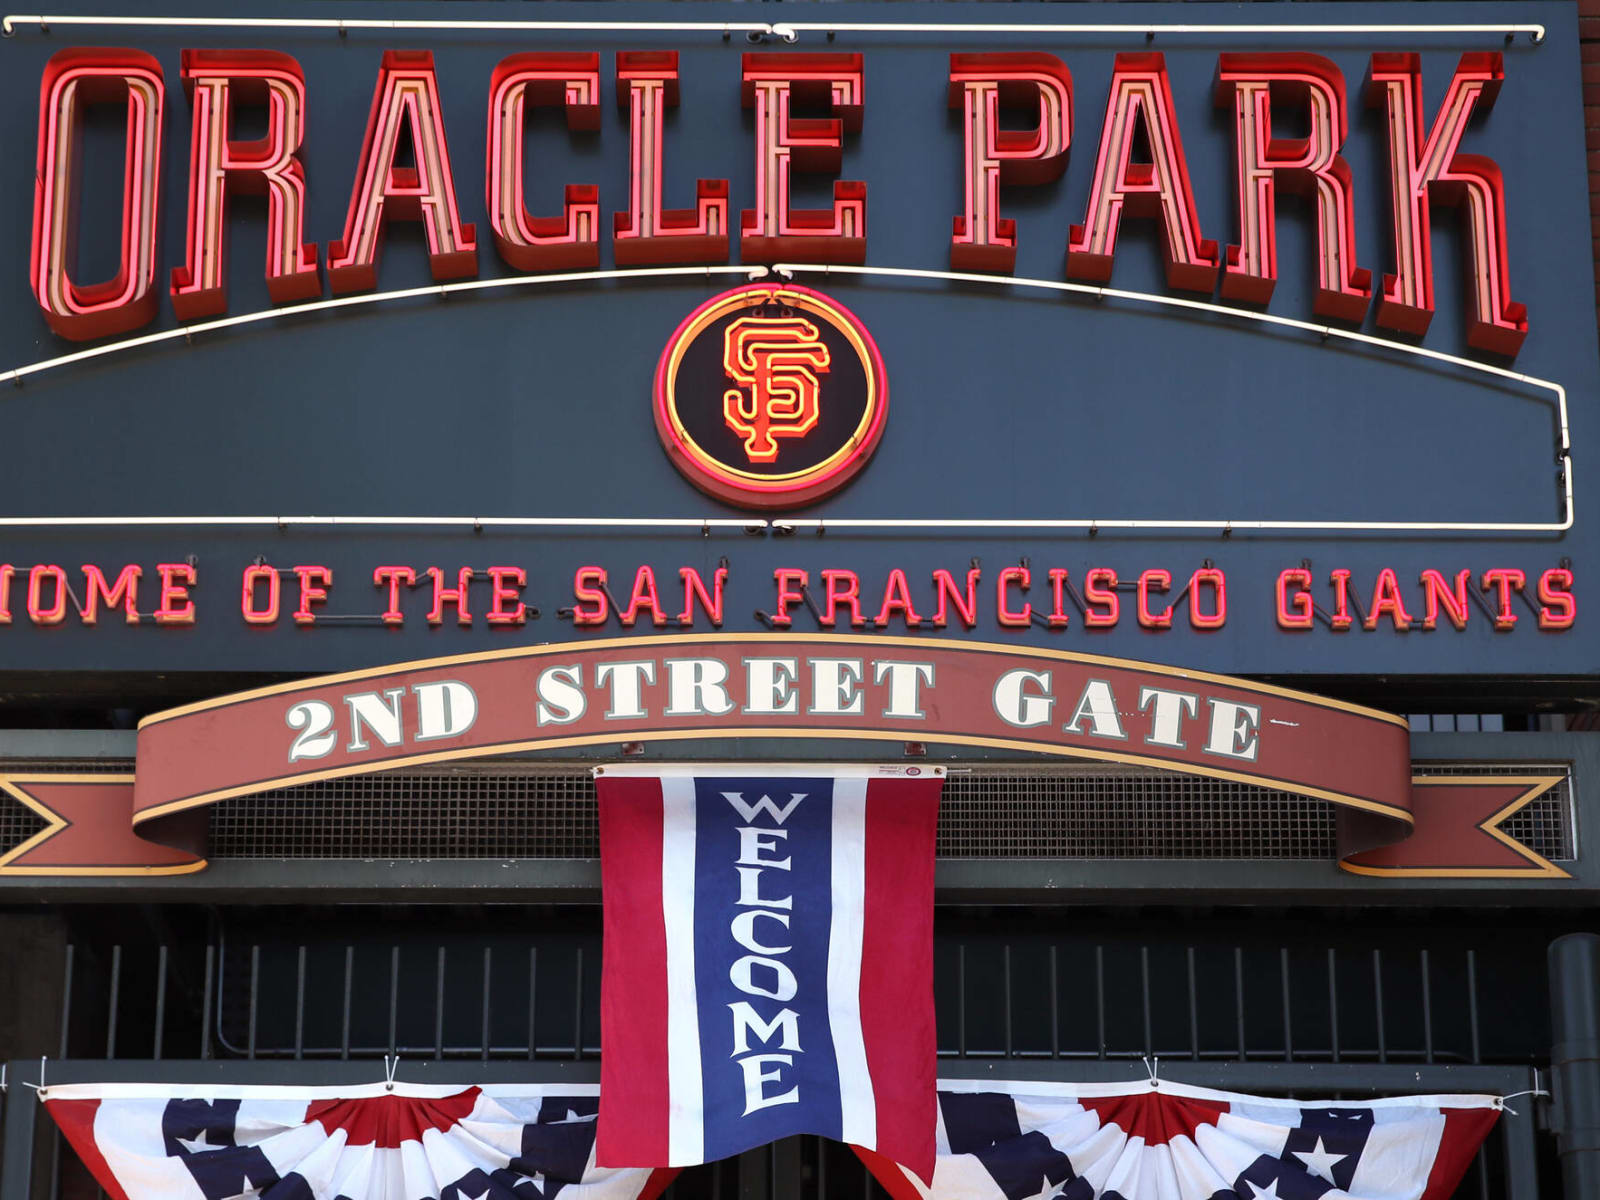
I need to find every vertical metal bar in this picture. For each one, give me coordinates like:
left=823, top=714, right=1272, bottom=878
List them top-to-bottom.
left=1548, top=934, right=1600, bottom=1198
left=57, top=944, right=74, bottom=1058
left=200, top=944, right=214, bottom=1060
left=104, top=945, right=122, bottom=1058
left=153, top=945, right=168, bottom=1061
left=247, top=945, right=260, bottom=1061
left=957, top=945, right=967, bottom=1058
left=1049, top=945, right=1059, bottom=1059
left=294, top=946, right=306, bottom=1061
left=340, top=946, right=354, bottom=1061
left=388, top=946, right=400, bottom=1057
left=1002, top=946, right=1013, bottom=1059
left=1095, top=946, right=1106, bottom=1059
left=1140, top=946, right=1152, bottom=1057
left=1186, top=946, right=1199, bottom=1060
left=435, top=947, right=447, bottom=1060
left=481, top=947, right=492, bottom=1062
left=528, top=947, right=538, bottom=1060
left=573, top=947, right=585, bottom=1059
left=1234, top=947, right=1247, bottom=1062
left=1280, top=948, right=1293, bottom=1061
left=1328, top=948, right=1340, bottom=1064
left=1420, top=948, right=1434, bottom=1064
left=1373, top=949, right=1387, bottom=1063
left=1467, top=949, right=1481, bottom=1064
left=0, top=1060, right=41, bottom=1200
left=1501, top=1074, right=1542, bottom=1200
left=47, top=1113, right=61, bottom=1200
left=817, top=1135, right=827, bottom=1200
left=771, top=1136, right=801, bottom=1200
left=738, top=1146, right=768, bottom=1200
left=1475, top=1146, right=1490, bottom=1200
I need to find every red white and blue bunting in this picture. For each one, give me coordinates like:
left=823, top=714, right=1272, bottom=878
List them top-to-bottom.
left=44, top=1078, right=1500, bottom=1200
left=858, top=1080, right=1501, bottom=1200
left=44, top=1082, right=675, bottom=1200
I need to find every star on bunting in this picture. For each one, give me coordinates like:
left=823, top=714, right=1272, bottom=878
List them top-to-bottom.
left=176, top=1130, right=216, bottom=1155
left=1293, top=1137, right=1347, bottom=1184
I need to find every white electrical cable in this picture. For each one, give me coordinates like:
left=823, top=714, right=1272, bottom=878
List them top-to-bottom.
left=0, top=14, right=1547, bottom=41
left=1, top=14, right=776, bottom=37
left=770, top=22, right=1546, bottom=44
left=0, top=261, right=1572, bottom=536
left=762, top=262, right=1574, bottom=536
left=0, top=264, right=766, bottom=388
left=0, top=516, right=761, bottom=529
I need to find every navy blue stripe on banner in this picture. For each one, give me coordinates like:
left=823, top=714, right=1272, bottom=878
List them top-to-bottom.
left=692, top=775, right=843, bottom=1161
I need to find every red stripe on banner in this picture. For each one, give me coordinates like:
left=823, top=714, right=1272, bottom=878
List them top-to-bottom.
left=596, top=774, right=671, bottom=1167
left=858, top=776, right=941, bottom=1183
left=305, top=1088, right=480, bottom=1147
left=1077, top=1091, right=1229, bottom=1147
left=43, top=1099, right=132, bottom=1200
left=1422, top=1106, right=1501, bottom=1200
left=850, top=1145, right=928, bottom=1200
left=638, top=1167, right=683, bottom=1200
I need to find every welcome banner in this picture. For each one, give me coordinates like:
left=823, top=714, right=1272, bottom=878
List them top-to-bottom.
left=0, top=634, right=1569, bottom=879
left=594, top=765, right=941, bottom=1176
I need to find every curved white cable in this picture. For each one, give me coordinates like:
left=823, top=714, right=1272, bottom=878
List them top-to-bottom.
left=0, top=14, right=1547, bottom=41
left=1, top=14, right=777, bottom=36
left=770, top=21, right=1545, bottom=44
left=0, top=261, right=1573, bottom=536
left=769, top=262, right=1574, bottom=535
left=1, top=264, right=765, bottom=387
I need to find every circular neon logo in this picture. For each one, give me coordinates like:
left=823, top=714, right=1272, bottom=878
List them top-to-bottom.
left=653, top=283, right=888, bottom=510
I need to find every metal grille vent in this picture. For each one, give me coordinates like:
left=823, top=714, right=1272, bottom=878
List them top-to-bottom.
left=197, top=760, right=1577, bottom=863
left=1412, top=761, right=1577, bottom=861
left=938, top=766, right=1336, bottom=859
left=210, top=767, right=597, bottom=859
left=0, top=784, right=48, bottom=852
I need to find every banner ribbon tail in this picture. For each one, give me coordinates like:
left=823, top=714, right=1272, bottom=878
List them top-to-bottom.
left=0, top=775, right=206, bottom=876
left=1340, top=775, right=1569, bottom=879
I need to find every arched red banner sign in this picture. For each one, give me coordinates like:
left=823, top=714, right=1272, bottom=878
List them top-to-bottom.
left=0, top=634, right=1566, bottom=879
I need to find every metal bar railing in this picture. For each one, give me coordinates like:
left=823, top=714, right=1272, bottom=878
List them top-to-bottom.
left=33, top=932, right=1547, bottom=1068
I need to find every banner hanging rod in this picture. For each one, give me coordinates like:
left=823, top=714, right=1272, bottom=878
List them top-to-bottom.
left=0, top=14, right=1548, bottom=42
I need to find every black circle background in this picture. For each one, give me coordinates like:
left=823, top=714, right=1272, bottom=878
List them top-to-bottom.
left=669, top=298, right=873, bottom=479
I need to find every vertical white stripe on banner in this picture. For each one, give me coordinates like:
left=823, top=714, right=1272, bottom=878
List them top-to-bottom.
left=661, top=774, right=704, bottom=1165
left=828, top=776, right=876, bottom=1148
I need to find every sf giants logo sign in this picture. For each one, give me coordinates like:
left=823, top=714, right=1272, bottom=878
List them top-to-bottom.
left=655, top=284, right=887, bottom=510
left=722, top=315, right=831, bottom=462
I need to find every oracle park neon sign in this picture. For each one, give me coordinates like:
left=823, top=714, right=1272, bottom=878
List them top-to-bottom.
left=31, top=44, right=1527, bottom=358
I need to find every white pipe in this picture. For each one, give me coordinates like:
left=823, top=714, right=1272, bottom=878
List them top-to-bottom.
left=0, top=14, right=1547, bottom=41
left=2, top=14, right=776, bottom=36
left=770, top=21, right=1545, bottom=44
left=0, top=259, right=1572, bottom=537
left=769, top=262, right=1575, bottom=536
left=1, top=264, right=765, bottom=387
left=0, top=515, right=760, bottom=529
left=783, top=516, right=1568, bottom=533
